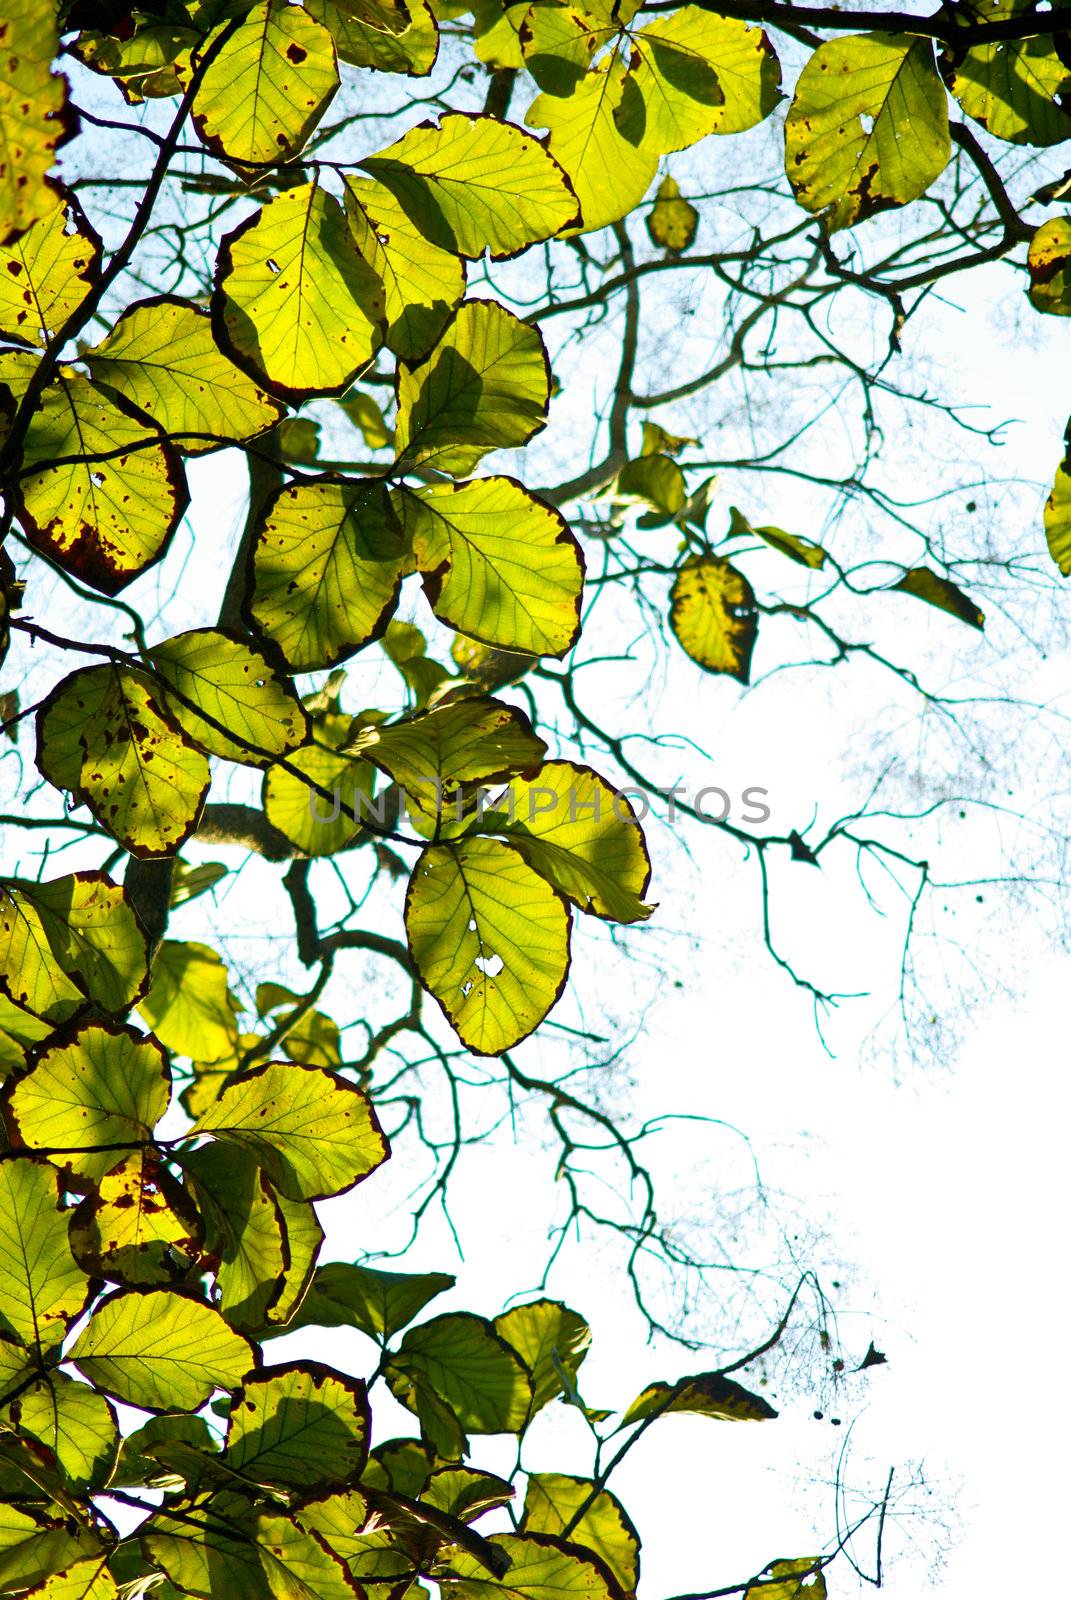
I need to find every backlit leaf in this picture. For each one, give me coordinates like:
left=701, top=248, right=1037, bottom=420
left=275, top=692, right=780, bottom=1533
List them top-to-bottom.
left=308, top=0, right=439, bottom=75
left=944, top=0, right=1071, bottom=145
left=0, top=4, right=68, bottom=245
left=627, top=9, right=779, bottom=152
left=72, top=19, right=196, bottom=102
left=785, top=33, right=950, bottom=231
left=527, top=55, right=658, bottom=235
left=361, top=113, right=579, bottom=259
left=344, top=177, right=465, bottom=362
left=646, top=177, right=697, bottom=251
left=213, top=182, right=385, bottom=403
left=0, top=187, right=100, bottom=348
left=1027, top=216, right=1071, bottom=315
left=87, top=297, right=284, bottom=454
left=1045, top=433, right=1071, bottom=574
left=617, top=454, right=686, bottom=515
left=247, top=477, right=406, bottom=671
left=728, top=507, right=826, bottom=569
left=669, top=556, right=757, bottom=680
left=891, top=567, right=985, bottom=629
left=149, top=627, right=308, bottom=766
left=364, top=695, right=545, bottom=824
left=262, top=712, right=376, bottom=856
left=405, top=836, right=570, bottom=1053
left=0, top=872, right=149, bottom=1025
left=139, top=940, right=239, bottom=1064
left=190, top=1061, right=390, bottom=1200
left=181, top=1143, right=290, bottom=1333
left=68, top=1153, right=203, bottom=1286
left=0, top=1158, right=90, bottom=1348
left=270, top=1261, right=455, bottom=1341
left=69, top=1288, right=254, bottom=1411
left=493, top=1299, right=591, bottom=1413
left=387, top=1311, right=532, bottom=1433
left=224, top=1362, right=369, bottom=1489
left=620, top=1371, right=777, bottom=1425
left=8, top=1372, right=118, bottom=1490
left=522, top=1475, right=639, bottom=1594
left=0, top=1506, right=100, bottom=1595
left=257, top=1511, right=360, bottom=1600
left=439, top=1533, right=618, bottom=1600
left=22, top=1556, right=119, bottom=1599
left=743, top=1558, right=826, bottom=1600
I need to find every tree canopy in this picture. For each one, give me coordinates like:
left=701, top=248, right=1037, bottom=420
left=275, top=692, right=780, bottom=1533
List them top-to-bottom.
left=1, top=0, right=1069, bottom=1593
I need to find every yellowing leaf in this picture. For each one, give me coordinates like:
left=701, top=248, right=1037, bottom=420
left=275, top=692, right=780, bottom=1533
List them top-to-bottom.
left=308, top=0, right=439, bottom=76
left=944, top=0, right=1071, bottom=146
left=192, top=1, right=339, bottom=166
left=0, top=4, right=68, bottom=245
left=628, top=9, right=779, bottom=152
left=73, top=20, right=196, bottom=103
left=785, top=33, right=950, bottom=231
left=527, top=55, right=658, bottom=235
left=361, top=113, right=579, bottom=260
left=344, top=176, right=465, bottom=362
left=646, top=176, right=697, bottom=252
left=213, top=182, right=385, bottom=402
left=0, top=187, right=100, bottom=348
left=1028, top=216, right=1071, bottom=315
left=87, top=296, right=284, bottom=454
left=396, top=299, right=550, bottom=476
left=6, top=364, right=187, bottom=595
left=1045, top=434, right=1071, bottom=575
left=400, top=476, right=583, bottom=657
left=248, top=477, right=406, bottom=671
left=669, top=556, right=756, bottom=680
left=891, top=567, right=985, bottom=629
left=148, top=627, right=308, bottom=766
left=37, top=665, right=210, bottom=857
left=365, top=695, right=546, bottom=823
left=262, top=712, right=375, bottom=856
left=480, top=762, right=653, bottom=924
left=405, top=836, right=570, bottom=1053
left=0, top=872, right=149, bottom=1025
left=139, top=940, right=239, bottom=1063
left=4, top=1021, right=170, bottom=1183
left=190, top=1061, right=389, bottom=1200
left=181, top=1143, right=292, bottom=1333
left=69, top=1154, right=203, bottom=1286
left=0, top=1158, right=90, bottom=1349
left=69, top=1289, right=254, bottom=1412
left=493, top=1299, right=591, bottom=1412
left=387, top=1312, right=532, bottom=1433
left=224, top=1362, right=369, bottom=1489
left=621, top=1371, right=777, bottom=1425
left=10, top=1372, right=118, bottom=1491
left=522, top=1476, right=639, bottom=1594
left=0, top=1508, right=101, bottom=1595
left=257, top=1510, right=357, bottom=1600
left=440, top=1533, right=617, bottom=1600
left=21, top=1558, right=119, bottom=1599
left=744, top=1558, right=826, bottom=1600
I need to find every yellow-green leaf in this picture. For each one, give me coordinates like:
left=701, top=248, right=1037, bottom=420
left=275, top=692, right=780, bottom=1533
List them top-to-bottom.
left=308, top=0, right=439, bottom=76
left=944, top=0, right=1071, bottom=146
left=192, top=1, right=339, bottom=166
left=0, top=5, right=68, bottom=245
left=628, top=9, right=779, bottom=152
left=73, top=19, right=196, bottom=103
left=785, top=33, right=950, bottom=231
left=361, top=113, right=579, bottom=260
left=344, top=176, right=465, bottom=362
left=645, top=176, right=697, bottom=252
left=213, top=182, right=385, bottom=402
left=0, top=187, right=100, bottom=348
left=1027, top=216, right=1071, bottom=315
left=87, top=296, right=284, bottom=454
left=396, top=299, right=550, bottom=476
left=6, top=364, right=187, bottom=595
left=1045, top=435, right=1071, bottom=575
left=618, top=453, right=686, bottom=514
left=400, top=476, right=583, bottom=657
left=248, top=477, right=406, bottom=671
left=728, top=506, right=826, bottom=569
left=669, top=556, right=757, bottom=680
left=891, top=566, right=985, bottom=629
left=148, top=627, right=308, bottom=766
left=451, top=635, right=535, bottom=691
left=37, top=665, right=210, bottom=856
left=364, top=695, right=546, bottom=824
left=262, top=712, right=375, bottom=856
left=405, top=836, right=569, bottom=1053
left=0, top=872, right=149, bottom=1025
left=139, top=940, right=240, bottom=1063
left=190, top=1061, right=389, bottom=1200
left=181, top=1143, right=292, bottom=1334
left=68, top=1153, right=203, bottom=1286
left=0, top=1158, right=89, bottom=1348
left=271, top=1261, right=455, bottom=1341
left=69, top=1288, right=254, bottom=1412
left=493, top=1299, right=590, bottom=1413
left=387, top=1312, right=532, bottom=1434
left=224, top=1361, right=369, bottom=1489
left=621, top=1371, right=777, bottom=1425
left=7, top=1372, right=118, bottom=1490
left=522, top=1476, right=639, bottom=1595
left=0, top=1507, right=101, bottom=1595
left=257, top=1511, right=357, bottom=1600
left=439, top=1533, right=617, bottom=1600
left=21, top=1555, right=119, bottom=1599
left=743, top=1558, right=826, bottom=1600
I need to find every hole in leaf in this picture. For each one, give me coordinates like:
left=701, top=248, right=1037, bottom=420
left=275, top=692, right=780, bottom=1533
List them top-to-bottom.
left=859, top=112, right=874, bottom=134
left=266, top=257, right=281, bottom=274
left=474, top=953, right=504, bottom=978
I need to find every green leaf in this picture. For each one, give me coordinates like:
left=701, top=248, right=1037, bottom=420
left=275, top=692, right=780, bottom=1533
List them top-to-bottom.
left=192, top=0, right=339, bottom=166
left=308, top=0, right=439, bottom=76
left=944, top=1, right=1071, bottom=146
left=0, top=8, right=68, bottom=245
left=627, top=9, right=779, bottom=152
left=73, top=17, right=195, bottom=102
left=785, top=33, right=950, bottom=231
left=527, top=54, right=658, bottom=235
left=361, top=113, right=579, bottom=260
left=344, top=176, right=465, bottom=362
left=645, top=176, right=697, bottom=252
left=213, top=182, right=385, bottom=403
left=0, top=186, right=100, bottom=348
left=1027, top=217, right=1071, bottom=315
left=87, top=296, right=284, bottom=454
left=395, top=299, right=550, bottom=476
left=5, top=362, right=188, bottom=595
left=337, top=387, right=392, bottom=449
left=1045, top=433, right=1071, bottom=575
left=617, top=454, right=686, bottom=515
left=247, top=477, right=406, bottom=671
left=400, top=477, right=583, bottom=657
left=728, top=507, right=826, bottom=569
left=669, top=556, right=757, bottom=680
left=890, top=567, right=985, bottom=629
left=148, top=627, right=308, bottom=766
left=451, top=636, right=535, bottom=692
left=37, top=665, right=211, bottom=856
left=365, top=695, right=546, bottom=824
left=263, top=712, right=376, bottom=856
left=479, top=762, right=653, bottom=925
left=405, top=836, right=570, bottom=1053
left=170, top=860, right=228, bottom=909
left=0, top=872, right=149, bottom=1025
left=139, top=940, right=240, bottom=1064
left=4, top=1021, right=170, bottom=1182
left=190, top=1061, right=390, bottom=1200
left=181, top=1143, right=292, bottom=1333
left=68, top=1153, right=203, bottom=1286
left=0, top=1158, right=90, bottom=1348
left=268, top=1261, right=455, bottom=1341
left=69, top=1288, right=254, bottom=1411
left=493, top=1299, right=591, bottom=1413
left=386, top=1312, right=532, bottom=1434
left=0, top=1335, right=33, bottom=1404
left=223, top=1361, right=369, bottom=1489
left=620, top=1371, right=777, bottom=1425
left=7, top=1372, right=118, bottom=1490
left=364, top=1436, right=433, bottom=1495
left=422, top=1465, right=515, bottom=1522
left=522, top=1476, right=639, bottom=1595
left=143, top=1491, right=271, bottom=1599
left=0, top=1505, right=101, bottom=1595
left=257, top=1511, right=359, bottom=1600
left=439, top=1533, right=618, bottom=1600
left=21, top=1555, right=119, bottom=1599
left=743, top=1558, right=826, bottom=1600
